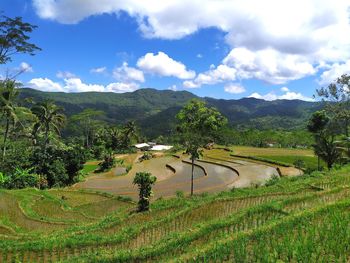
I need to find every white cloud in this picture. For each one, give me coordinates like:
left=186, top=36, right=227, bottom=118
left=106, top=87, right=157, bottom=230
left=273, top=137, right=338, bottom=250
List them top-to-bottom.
left=32, top=0, right=350, bottom=87
left=223, top=48, right=316, bottom=84
left=137, top=52, right=195, bottom=79
left=197, top=54, right=203, bottom=58
left=318, top=61, right=350, bottom=86
left=20, top=62, right=33, bottom=73
left=113, top=62, right=145, bottom=82
left=183, top=64, right=236, bottom=88
left=90, top=67, right=107, bottom=74
left=56, top=71, right=76, bottom=79
left=28, top=77, right=139, bottom=93
left=28, top=78, right=64, bottom=92
left=105, top=82, right=139, bottom=93
left=224, top=83, right=246, bottom=94
left=168, top=84, right=177, bottom=91
left=281, top=87, right=290, bottom=92
left=249, top=89, right=313, bottom=101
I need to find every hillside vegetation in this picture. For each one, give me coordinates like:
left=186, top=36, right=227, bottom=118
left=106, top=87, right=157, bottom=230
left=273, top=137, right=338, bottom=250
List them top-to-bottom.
left=18, top=88, right=322, bottom=137
left=1, top=166, right=349, bottom=262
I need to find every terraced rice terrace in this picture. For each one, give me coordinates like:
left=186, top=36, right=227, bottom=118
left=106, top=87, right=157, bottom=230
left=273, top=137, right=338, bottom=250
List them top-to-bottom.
left=74, top=149, right=298, bottom=199
left=1, top=165, right=350, bottom=262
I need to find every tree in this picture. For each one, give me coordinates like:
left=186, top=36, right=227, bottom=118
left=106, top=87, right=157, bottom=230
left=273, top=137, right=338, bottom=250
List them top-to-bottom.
left=0, top=15, right=41, bottom=64
left=317, top=74, right=350, bottom=137
left=0, top=79, right=19, bottom=160
left=176, top=99, right=227, bottom=195
left=31, top=100, right=66, bottom=152
left=70, top=108, right=104, bottom=148
left=307, top=110, right=341, bottom=170
left=121, top=121, right=138, bottom=149
left=133, top=172, right=157, bottom=212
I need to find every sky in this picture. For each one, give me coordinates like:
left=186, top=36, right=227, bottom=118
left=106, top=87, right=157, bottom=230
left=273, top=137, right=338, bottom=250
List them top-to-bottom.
left=1, top=0, right=350, bottom=101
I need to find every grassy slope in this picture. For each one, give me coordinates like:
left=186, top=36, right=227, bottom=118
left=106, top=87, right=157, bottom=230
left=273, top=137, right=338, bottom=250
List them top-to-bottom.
left=230, top=145, right=324, bottom=169
left=0, top=164, right=349, bottom=262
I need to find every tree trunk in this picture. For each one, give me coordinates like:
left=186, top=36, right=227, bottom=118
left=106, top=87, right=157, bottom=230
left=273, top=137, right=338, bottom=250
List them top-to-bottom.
left=2, top=118, right=10, bottom=161
left=44, top=124, right=49, bottom=152
left=191, top=157, right=194, bottom=196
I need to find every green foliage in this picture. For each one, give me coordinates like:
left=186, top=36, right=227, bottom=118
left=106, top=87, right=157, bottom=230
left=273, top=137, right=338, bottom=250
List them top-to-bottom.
left=0, top=14, right=41, bottom=64
left=18, top=88, right=322, bottom=138
left=176, top=99, right=227, bottom=195
left=308, top=110, right=342, bottom=169
left=139, top=151, right=154, bottom=162
left=96, top=153, right=116, bottom=173
left=0, top=168, right=44, bottom=189
left=133, top=172, right=157, bottom=212
left=264, top=174, right=279, bottom=186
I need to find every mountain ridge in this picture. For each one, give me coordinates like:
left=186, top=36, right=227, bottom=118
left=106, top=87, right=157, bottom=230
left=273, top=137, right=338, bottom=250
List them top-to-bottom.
left=18, top=88, right=322, bottom=138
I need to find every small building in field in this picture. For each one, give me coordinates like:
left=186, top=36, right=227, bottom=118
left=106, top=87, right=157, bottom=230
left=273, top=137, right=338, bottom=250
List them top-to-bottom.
left=134, top=143, right=173, bottom=151
left=134, top=143, right=151, bottom=151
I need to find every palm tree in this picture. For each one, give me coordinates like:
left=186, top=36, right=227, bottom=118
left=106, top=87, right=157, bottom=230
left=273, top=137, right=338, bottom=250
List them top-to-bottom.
left=0, top=80, right=19, bottom=160
left=31, top=100, right=66, bottom=151
left=122, top=121, right=138, bottom=148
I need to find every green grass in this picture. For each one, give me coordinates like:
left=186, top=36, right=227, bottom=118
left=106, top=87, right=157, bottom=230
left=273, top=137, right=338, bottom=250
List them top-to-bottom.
left=257, top=155, right=325, bottom=170
left=81, top=164, right=98, bottom=175
left=0, top=165, right=350, bottom=262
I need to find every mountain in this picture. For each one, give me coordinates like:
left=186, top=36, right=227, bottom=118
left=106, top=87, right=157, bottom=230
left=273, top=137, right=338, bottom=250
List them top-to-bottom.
left=18, top=88, right=322, bottom=138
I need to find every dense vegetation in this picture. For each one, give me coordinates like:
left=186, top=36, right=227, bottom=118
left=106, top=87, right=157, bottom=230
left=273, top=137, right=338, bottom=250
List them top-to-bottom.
left=18, top=88, right=322, bottom=139
left=0, top=166, right=349, bottom=262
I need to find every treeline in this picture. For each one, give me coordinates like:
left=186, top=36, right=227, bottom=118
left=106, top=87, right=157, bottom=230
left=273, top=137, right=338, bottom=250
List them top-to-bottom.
left=0, top=80, right=140, bottom=189
left=214, top=128, right=313, bottom=148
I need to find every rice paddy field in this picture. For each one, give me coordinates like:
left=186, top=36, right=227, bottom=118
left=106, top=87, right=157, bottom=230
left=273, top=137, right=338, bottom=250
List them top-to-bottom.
left=229, top=145, right=324, bottom=170
left=0, top=163, right=350, bottom=262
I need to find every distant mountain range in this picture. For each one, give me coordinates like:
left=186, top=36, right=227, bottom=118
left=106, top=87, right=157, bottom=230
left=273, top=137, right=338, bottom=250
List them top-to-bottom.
left=18, top=88, right=323, bottom=138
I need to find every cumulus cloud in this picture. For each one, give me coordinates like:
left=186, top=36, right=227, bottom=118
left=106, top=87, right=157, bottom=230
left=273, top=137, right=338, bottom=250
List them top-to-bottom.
left=32, top=0, right=350, bottom=87
left=223, top=48, right=316, bottom=84
left=137, top=52, right=195, bottom=79
left=318, top=61, right=350, bottom=86
left=19, top=62, right=33, bottom=73
left=113, top=62, right=145, bottom=83
left=183, top=64, right=236, bottom=88
left=90, top=67, right=107, bottom=74
left=56, top=71, right=76, bottom=79
left=28, top=77, right=139, bottom=93
left=28, top=78, right=64, bottom=92
left=224, top=83, right=246, bottom=94
left=168, top=84, right=177, bottom=91
left=249, top=88, right=313, bottom=101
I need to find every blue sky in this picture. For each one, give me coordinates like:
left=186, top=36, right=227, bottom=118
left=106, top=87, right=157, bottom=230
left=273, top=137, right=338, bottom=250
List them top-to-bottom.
left=1, top=0, right=350, bottom=100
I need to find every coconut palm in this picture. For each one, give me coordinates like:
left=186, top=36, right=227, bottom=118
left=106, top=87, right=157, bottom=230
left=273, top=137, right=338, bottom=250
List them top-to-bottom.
left=0, top=80, right=19, bottom=160
left=31, top=100, right=66, bottom=151
left=122, top=121, right=138, bottom=148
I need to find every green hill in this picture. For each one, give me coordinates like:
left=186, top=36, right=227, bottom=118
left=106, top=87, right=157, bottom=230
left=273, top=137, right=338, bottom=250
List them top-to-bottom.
left=18, top=88, right=322, bottom=137
left=0, top=166, right=349, bottom=262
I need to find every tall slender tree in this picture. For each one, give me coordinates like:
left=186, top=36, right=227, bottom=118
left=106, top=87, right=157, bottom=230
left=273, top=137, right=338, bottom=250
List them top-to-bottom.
left=0, top=79, right=19, bottom=160
left=176, top=99, right=227, bottom=196
left=31, top=100, right=66, bottom=151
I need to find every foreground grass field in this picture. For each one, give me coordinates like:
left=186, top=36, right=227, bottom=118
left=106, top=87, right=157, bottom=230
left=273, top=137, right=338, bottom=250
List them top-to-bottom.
left=0, top=164, right=350, bottom=262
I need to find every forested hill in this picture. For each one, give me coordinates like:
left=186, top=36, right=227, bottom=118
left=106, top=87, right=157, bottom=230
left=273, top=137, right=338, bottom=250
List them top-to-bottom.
left=18, top=88, right=322, bottom=138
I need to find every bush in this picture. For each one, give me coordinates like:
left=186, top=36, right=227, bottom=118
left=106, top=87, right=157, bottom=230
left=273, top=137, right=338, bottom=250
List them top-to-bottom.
left=139, top=151, right=154, bottom=162
left=96, top=154, right=116, bottom=172
left=1, top=168, right=45, bottom=189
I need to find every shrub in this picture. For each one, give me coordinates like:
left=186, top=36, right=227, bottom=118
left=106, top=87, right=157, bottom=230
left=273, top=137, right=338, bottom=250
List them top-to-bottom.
left=139, top=151, right=154, bottom=162
left=96, top=153, right=116, bottom=172
left=1, top=168, right=44, bottom=189
left=133, top=172, right=157, bottom=212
